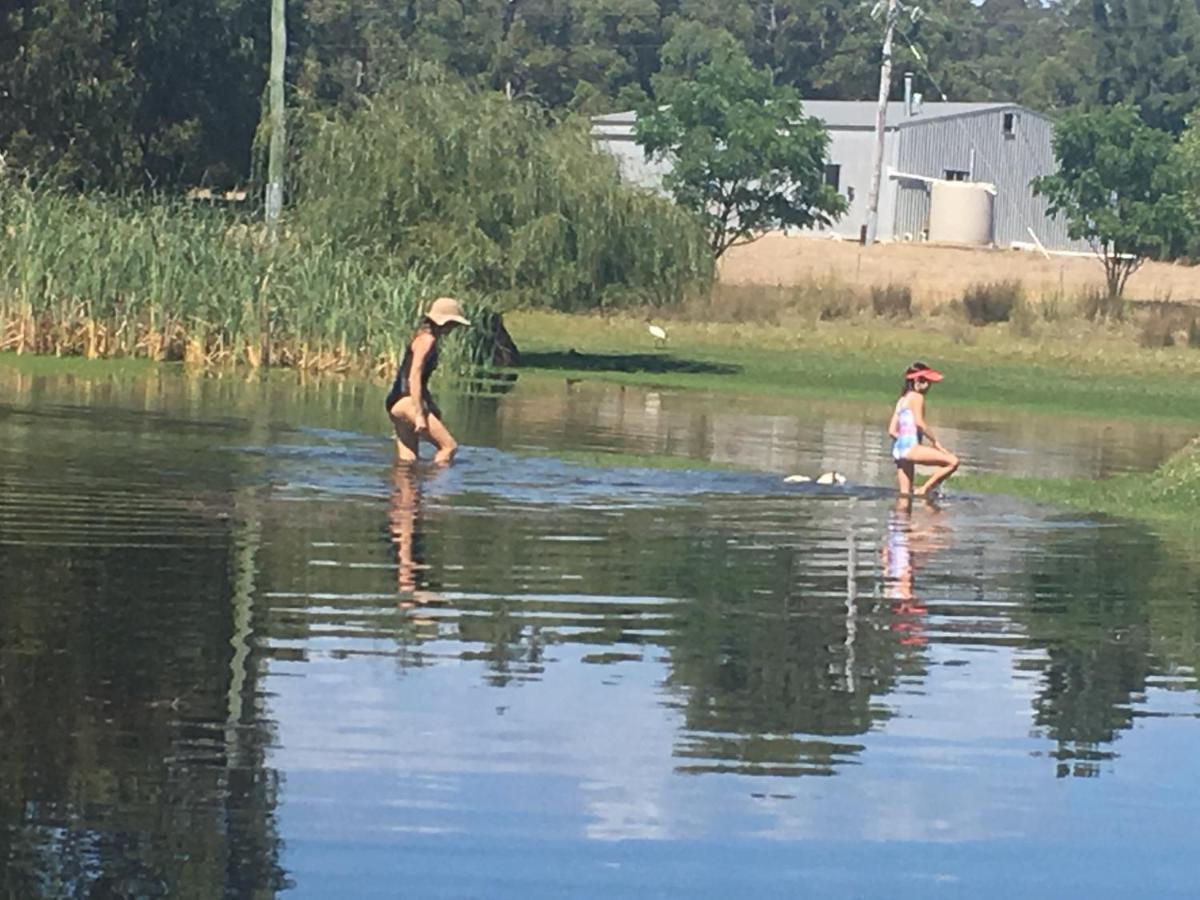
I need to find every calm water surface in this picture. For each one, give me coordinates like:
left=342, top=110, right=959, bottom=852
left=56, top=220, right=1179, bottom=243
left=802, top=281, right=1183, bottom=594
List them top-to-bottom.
left=2, top=364, right=1199, bottom=898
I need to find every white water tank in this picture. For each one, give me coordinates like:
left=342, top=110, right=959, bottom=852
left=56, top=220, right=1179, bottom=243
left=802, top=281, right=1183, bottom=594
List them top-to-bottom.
left=927, top=180, right=995, bottom=246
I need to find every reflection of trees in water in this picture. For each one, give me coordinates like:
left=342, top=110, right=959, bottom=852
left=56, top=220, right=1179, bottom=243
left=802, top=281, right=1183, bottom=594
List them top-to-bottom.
left=262, top=489, right=950, bottom=776
left=665, top=517, right=933, bottom=777
left=1015, top=524, right=1186, bottom=778
left=0, top=530, right=284, bottom=897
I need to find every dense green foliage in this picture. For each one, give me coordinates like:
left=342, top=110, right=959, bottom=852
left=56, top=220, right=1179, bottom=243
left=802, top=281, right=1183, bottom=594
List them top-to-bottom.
left=0, top=0, right=267, bottom=189
left=7, top=1, right=1200, bottom=192
left=635, top=54, right=846, bottom=257
left=294, top=76, right=710, bottom=310
left=1033, top=105, right=1197, bottom=296
left=0, top=184, right=495, bottom=372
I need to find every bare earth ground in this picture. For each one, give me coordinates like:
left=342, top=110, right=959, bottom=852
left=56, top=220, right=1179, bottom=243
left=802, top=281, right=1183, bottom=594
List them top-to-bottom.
left=719, top=234, right=1200, bottom=305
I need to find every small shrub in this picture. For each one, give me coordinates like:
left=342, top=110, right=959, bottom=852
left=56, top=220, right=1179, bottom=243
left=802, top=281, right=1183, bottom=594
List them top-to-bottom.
left=779, top=278, right=865, bottom=321
left=961, top=280, right=1022, bottom=325
left=697, top=284, right=783, bottom=324
left=870, top=284, right=913, bottom=318
left=817, top=286, right=868, bottom=320
left=1079, top=288, right=1126, bottom=322
left=1037, top=292, right=1068, bottom=322
left=1008, top=297, right=1038, bottom=338
left=1138, top=308, right=1177, bottom=347
left=1188, top=315, right=1200, bottom=348
left=945, top=319, right=977, bottom=345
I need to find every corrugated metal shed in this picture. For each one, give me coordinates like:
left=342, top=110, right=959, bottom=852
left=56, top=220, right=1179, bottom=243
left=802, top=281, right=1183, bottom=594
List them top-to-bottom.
left=591, top=102, right=1085, bottom=251
left=893, top=106, right=1077, bottom=249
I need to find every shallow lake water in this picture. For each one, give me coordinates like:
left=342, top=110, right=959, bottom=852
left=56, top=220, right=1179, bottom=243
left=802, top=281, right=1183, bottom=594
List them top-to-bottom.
left=2, top=364, right=1199, bottom=898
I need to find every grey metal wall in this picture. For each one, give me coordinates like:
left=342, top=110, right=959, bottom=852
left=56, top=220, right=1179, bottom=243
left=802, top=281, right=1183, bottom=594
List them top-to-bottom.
left=894, top=108, right=1084, bottom=250
left=805, top=127, right=899, bottom=241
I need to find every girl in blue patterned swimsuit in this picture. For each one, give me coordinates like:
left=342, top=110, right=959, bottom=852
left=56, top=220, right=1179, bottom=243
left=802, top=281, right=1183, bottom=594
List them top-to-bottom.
left=888, top=362, right=959, bottom=496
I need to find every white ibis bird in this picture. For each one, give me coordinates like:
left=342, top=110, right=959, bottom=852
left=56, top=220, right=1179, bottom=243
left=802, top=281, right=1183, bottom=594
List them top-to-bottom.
left=647, top=322, right=668, bottom=348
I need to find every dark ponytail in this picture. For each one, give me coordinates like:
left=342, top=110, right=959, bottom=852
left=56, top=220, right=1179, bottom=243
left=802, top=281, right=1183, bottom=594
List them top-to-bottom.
left=900, top=360, right=929, bottom=396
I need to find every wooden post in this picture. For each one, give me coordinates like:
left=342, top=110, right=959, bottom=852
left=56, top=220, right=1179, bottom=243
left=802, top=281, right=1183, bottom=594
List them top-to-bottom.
left=265, top=0, right=286, bottom=244
left=865, top=0, right=899, bottom=247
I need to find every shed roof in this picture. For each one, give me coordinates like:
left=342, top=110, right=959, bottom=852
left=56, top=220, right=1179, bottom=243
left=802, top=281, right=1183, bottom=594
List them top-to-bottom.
left=592, top=101, right=1036, bottom=136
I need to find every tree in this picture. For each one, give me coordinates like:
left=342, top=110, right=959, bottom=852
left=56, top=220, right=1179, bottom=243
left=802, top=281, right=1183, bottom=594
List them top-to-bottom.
left=0, top=0, right=267, bottom=189
left=1073, top=0, right=1200, bottom=134
left=634, top=53, right=846, bottom=258
left=1032, top=105, right=1195, bottom=298
left=1176, top=112, right=1200, bottom=249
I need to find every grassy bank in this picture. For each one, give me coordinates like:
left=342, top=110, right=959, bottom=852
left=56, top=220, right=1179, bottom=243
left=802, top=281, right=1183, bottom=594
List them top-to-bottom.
left=509, top=309, right=1200, bottom=423
left=960, top=437, right=1200, bottom=530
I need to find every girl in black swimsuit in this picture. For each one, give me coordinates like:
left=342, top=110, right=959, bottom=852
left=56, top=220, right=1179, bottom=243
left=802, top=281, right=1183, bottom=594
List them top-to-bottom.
left=386, top=297, right=470, bottom=463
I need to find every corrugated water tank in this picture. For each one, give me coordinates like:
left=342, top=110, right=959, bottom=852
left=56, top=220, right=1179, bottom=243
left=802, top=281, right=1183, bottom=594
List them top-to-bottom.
left=927, top=181, right=995, bottom=245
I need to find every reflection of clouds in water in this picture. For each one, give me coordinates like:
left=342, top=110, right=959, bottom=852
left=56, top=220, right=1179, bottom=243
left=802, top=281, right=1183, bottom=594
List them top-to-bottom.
left=268, top=644, right=694, bottom=842
left=745, top=647, right=1048, bottom=845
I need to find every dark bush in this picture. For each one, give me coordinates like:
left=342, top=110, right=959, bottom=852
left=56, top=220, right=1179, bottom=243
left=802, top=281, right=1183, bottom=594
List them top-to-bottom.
left=961, top=280, right=1023, bottom=325
left=871, top=284, right=913, bottom=318
left=816, top=285, right=868, bottom=320
left=1079, top=288, right=1126, bottom=322
left=1135, top=305, right=1200, bottom=348
left=1138, top=308, right=1178, bottom=347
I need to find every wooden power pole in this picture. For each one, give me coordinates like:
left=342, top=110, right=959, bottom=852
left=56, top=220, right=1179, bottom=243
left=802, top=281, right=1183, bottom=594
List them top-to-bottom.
left=265, top=0, right=286, bottom=244
left=865, top=0, right=899, bottom=246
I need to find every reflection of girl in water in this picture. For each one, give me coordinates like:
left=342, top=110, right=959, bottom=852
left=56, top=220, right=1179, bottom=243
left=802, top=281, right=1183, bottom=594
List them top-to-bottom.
left=385, top=297, right=471, bottom=464
left=888, top=362, right=959, bottom=497
left=881, top=498, right=943, bottom=647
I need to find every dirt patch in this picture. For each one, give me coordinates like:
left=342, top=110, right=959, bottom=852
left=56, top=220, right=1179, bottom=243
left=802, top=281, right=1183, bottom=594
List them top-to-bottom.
left=718, top=234, right=1200, bottom=306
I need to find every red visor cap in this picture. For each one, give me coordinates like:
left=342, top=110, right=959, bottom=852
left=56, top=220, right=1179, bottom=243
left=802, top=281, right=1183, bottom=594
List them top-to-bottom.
left=909, top=368, right=943, bottom=382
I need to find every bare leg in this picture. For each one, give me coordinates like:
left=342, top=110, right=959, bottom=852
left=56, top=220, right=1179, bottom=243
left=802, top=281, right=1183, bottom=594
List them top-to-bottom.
left=388, top=397, right=421, bottom=462
left=423, top=412, right=459, bottom=465
left=906, top=445, right=959, bottom=496
left=895, top=460, right=915, bottom=495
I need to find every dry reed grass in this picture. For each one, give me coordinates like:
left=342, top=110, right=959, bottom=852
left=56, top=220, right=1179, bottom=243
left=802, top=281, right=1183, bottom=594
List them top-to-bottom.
left=719, top=233, right=1200, bottom=306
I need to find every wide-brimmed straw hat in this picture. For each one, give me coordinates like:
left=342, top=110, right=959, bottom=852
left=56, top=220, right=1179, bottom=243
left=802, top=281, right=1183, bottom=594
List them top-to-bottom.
left=426, top=296, right=471, bottom=327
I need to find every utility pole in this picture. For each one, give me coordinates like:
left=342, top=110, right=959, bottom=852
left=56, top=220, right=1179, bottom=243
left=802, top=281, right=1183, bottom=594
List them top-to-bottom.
left=265, top=0, right=286, bottom=244
left=865, top=0, right=899, bottom=246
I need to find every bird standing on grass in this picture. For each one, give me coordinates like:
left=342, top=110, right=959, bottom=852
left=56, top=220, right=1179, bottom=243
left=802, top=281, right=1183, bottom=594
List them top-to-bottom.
left=647, top=321, right=668, bottom=348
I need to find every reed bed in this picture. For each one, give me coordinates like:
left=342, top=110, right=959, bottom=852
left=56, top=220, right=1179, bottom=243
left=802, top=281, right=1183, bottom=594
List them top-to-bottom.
left=0, top=185, right=493, bottom=374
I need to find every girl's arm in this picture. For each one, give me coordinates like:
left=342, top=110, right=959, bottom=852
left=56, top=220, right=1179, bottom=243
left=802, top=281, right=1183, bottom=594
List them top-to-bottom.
left=407, top=332, right=435, bottom=431
left=910, top=394, right=946, bottom=449
left=887, top=405, right=900, bottom=438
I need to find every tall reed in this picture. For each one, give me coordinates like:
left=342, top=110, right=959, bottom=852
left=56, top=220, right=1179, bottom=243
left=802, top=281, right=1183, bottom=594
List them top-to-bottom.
left=0, top=185, right=490, bottom=373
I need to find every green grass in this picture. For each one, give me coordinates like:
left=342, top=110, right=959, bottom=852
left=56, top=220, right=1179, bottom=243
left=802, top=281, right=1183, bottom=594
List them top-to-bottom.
left=509, top=310, right=1200, bottom=423
left=0, top=351, right=159, bottom=377
left=960, top=437, right=1200, bottom=527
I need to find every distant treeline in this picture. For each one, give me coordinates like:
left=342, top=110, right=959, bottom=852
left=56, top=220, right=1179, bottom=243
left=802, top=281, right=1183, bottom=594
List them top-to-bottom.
left=5, top=1, right=1200, bottom=191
